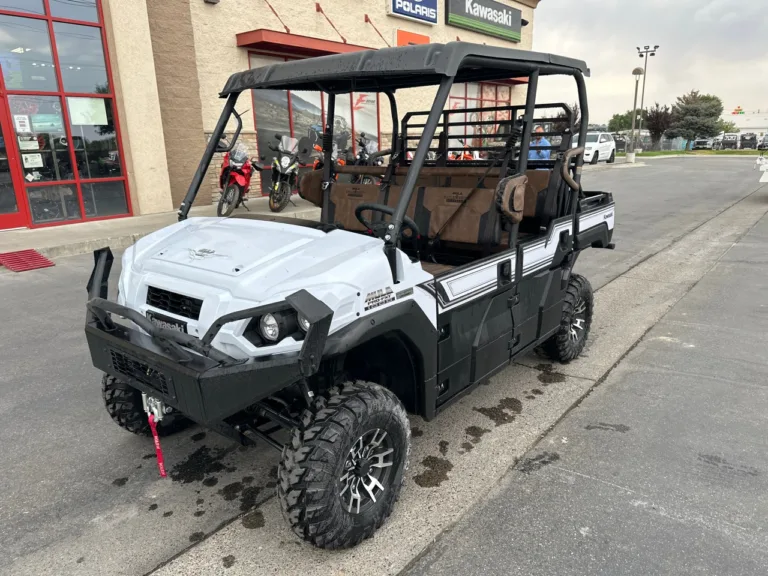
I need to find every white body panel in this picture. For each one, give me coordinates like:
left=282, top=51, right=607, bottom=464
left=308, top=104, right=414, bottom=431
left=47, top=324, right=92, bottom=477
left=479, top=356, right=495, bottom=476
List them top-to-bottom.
left=120, top=218, right=435, bottom=360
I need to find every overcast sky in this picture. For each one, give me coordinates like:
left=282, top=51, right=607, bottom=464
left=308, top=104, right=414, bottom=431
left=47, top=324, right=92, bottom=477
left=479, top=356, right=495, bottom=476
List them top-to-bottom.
left=531, top=0, right=768, bottom=124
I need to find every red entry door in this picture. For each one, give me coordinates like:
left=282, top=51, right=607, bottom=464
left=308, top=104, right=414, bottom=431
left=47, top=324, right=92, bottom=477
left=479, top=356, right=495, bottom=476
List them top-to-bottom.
left=0, top=96, right=29, bottom=230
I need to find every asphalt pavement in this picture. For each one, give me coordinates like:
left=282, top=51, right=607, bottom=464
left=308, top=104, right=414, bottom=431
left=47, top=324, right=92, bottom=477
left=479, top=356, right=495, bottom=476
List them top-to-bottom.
left=0, top=157, right=765, bottom=575
left=405, top=200, right=768, bottom=576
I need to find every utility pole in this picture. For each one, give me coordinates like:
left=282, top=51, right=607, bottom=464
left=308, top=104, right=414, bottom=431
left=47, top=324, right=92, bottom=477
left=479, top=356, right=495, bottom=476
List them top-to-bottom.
left=636, top=45, right=659, bottom=143
left=630, top=67, right=644, bottom=153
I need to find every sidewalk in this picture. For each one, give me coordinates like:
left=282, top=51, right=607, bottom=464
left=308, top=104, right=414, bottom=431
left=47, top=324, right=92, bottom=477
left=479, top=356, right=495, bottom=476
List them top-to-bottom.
left=0, top=196, right=320, bottom=259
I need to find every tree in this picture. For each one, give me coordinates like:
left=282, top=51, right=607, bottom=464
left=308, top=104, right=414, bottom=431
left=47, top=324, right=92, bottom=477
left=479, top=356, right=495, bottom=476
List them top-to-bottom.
left=666, top=90, right=724, bottom=150
left=552, top=102, right=580, bottom=133
left=644, top=103, right=672, bottom=150
left=608, top=111, right=632, bottom=133
left=717, top=119, right=739, bottom=134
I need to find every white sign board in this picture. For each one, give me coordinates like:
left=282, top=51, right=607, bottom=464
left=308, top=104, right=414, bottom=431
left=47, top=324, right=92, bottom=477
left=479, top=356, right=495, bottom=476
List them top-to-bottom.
left=67, top=97, right=108, bottom=126
left=13, top=114, right=31, bottom=133
left=18, top=138, right=39, bottom=151
left=22, top=153, right=44, bottom=169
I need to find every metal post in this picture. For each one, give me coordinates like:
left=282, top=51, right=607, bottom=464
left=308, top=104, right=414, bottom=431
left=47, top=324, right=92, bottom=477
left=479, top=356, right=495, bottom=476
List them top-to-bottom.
left=637, top=51, right=649, bottom=136
left=516, top=69, right=540, bottom=174
left=630, top=76, right=640, bottom=152
left=178, top=92, right=239, bottom=221
left=321, top=93, right=335, bottom=222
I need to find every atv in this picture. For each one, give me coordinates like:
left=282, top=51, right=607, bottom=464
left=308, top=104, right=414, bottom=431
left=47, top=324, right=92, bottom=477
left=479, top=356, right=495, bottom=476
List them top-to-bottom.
left=84, top=42, right=614, bottom=549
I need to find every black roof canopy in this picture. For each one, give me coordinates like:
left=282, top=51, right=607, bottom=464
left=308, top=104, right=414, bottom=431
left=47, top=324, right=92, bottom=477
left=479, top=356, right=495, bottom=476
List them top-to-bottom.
left=220, top=42, right=589, bottom=96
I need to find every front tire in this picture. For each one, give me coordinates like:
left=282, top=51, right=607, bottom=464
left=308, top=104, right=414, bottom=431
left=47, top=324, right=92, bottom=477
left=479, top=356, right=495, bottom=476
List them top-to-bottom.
left=591, top=151, right=599, bottom=165
left=269, top=181, right=291, bottom=212
left=217, top=184, right=241, bottom=217
left=541, top=273, right=593, bottom=362
left=278, top=381, right=410, bottom=549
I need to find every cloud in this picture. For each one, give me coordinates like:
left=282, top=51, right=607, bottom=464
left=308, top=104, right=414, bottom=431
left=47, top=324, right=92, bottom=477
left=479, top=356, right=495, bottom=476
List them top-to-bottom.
left=532, top=0, right=768, bottom=123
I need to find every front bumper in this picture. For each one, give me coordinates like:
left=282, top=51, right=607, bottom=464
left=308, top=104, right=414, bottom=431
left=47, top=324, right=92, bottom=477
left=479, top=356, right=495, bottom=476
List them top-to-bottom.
left=85, top=248, right=333, bottom=425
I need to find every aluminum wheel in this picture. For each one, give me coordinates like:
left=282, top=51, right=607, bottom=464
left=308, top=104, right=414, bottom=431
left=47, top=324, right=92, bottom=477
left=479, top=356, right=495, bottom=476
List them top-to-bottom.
left=569, top=298, right=587, bottom=342
left=339, top=428, right=394, bottom=515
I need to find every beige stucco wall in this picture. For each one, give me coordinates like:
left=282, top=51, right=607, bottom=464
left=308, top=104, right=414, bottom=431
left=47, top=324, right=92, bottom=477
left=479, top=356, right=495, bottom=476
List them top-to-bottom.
left=102, top=0, right=173, bottom=215
left=189, top=0, right=538, bottom=139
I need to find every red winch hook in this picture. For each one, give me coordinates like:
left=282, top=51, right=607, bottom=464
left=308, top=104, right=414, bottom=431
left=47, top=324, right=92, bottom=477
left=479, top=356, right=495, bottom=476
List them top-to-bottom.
left=147, top=414, right=167, bottom=478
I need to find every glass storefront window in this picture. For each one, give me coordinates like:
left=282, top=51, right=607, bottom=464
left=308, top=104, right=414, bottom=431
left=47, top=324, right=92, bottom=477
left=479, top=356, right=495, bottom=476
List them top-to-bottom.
left=49, top=0, right=98, bottom=23
left=3, top=1, right=45, bottom=15
left=0, top=14, right=57, bottom=92
left=53, top=22, right=108, bottom=93
left=290, top=90, right=322, bottom=146
left=353, top=93, right=378, bottom=152
left=9, top=95, right=74, bottom=183
left=334, top=95, right=353, bottom=155
left=67, top=97, right=120, bottom=178
left=0, top=133, right=17, bottom=215
left=82, top=181, right=127, bottom=218
left=27, top=183, right=80, bottom=224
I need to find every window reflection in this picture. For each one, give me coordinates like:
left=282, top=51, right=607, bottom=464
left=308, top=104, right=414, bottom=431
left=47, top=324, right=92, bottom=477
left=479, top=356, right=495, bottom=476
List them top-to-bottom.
left=49, top=0, right=99, bottom=23
left=1, top=1, right=45, bottom=15
left=0, top=15, right=57, bottom=92
left=53, top=22, right=108, bottom=93
left=353, top=93, right=378, bottom=152
left=9, top=95, right=74, bottom=183
left=67, top=97, right=120, bottom=178
left=82, top=181, right=127, bottom=218
left=26, top=183, right=80, bottom=224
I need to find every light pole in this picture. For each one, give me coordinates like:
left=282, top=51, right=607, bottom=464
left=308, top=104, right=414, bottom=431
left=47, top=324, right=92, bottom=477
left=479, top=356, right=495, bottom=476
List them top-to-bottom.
left=636, top=45, right=659, bottom=144
left=629, top=67, right=644, bottom=154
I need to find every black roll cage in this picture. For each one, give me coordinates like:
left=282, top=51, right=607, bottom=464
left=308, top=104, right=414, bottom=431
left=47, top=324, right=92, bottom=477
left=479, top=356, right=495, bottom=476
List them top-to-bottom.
left=178, top=42, right=590, bottom=281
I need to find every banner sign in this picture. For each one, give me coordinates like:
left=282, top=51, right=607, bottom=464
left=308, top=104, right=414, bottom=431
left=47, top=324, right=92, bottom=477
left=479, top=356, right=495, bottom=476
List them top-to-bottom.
left=388, top=0, right=438, bottom=25
left=446, top=0, right=522, bottom=42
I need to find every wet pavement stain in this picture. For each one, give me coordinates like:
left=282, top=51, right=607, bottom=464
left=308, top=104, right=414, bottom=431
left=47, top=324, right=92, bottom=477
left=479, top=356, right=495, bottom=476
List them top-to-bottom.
left=536, top=364, right=566, bottom=385
left=532, top=389, right=544, bottom=395
left=525, top=395, right=536, bottom=400
left=473, top=397, right=522, bottom=426
left=586, top=423, right=630, bottom=433
left=465, top=425, right=490, bottom=444
left=411, top=426, right=424, bottom=438
left=191, top=432, right=206, bottom=443
left=439, top=440, right=449, bottom=456
left=460, top=442, right=474, bottom=454
left=169, top=446, right=232, bottom=484
left=518, top=452, right=560, bottom=474
left=142, top=453, right=156, bottom=460
left=698, top=454, right=759, bottom=477
left=414, top=456, right=454, bottom=487
left=268, top=466, right=278, bottom=480
left=242, top=475, right=254, bottom=485
left=112, top=477, right=127, bottom=487
left=202, top=477, right=218, bottom=487
left=265, top=481, right=277, bottom=489
left=219, top=482, right=244, bottom=501
left=240, top=486, right=263, bottom=512
left=196, top=498, right=204, bottom=505
left=148, top=504, right=158, bottom=512
left=194, top=510, right=206, bottom=517
left=242, top=510, right=265, bottom=529
left=163, top=511, right=173, bottom=518
left=189, top=531, right=205, bottom=543
left=222, top=555, right=236, bottom=568
left=76, top=557, right=84, bottom=564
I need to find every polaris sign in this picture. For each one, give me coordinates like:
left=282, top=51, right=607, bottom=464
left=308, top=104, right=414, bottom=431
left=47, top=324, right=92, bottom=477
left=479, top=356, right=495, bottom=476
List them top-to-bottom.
left=388, top=0, right=438, bottom=25
left=446, top=0, right=522, bottom=42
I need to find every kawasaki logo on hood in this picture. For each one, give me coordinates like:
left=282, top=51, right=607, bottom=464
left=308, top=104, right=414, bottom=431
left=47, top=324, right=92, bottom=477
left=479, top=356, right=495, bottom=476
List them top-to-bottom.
left=446, top=0, right=522, bottom=42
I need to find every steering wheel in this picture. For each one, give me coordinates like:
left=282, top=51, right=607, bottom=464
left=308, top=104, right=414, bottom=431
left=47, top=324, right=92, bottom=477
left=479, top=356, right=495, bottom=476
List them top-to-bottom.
left=354, top=203, right=420, bottom=239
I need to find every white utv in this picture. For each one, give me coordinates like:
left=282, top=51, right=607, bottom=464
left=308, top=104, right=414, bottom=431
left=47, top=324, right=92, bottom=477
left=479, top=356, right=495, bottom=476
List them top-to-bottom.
left=85, top=42, right=615, bottom=549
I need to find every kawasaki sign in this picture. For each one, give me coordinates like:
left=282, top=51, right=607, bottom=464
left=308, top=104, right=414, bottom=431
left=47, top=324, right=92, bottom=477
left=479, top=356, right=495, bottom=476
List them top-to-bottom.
left=446, top=0, right=522, bottom=42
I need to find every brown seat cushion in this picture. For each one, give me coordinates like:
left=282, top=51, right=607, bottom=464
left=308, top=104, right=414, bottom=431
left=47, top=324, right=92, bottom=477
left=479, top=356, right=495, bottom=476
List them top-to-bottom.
left=299, top=169, right=324, bottom=207
left=523, top=170, right=551, bottom=218
left=327, top=183, right=381, bottom=231
left=421, top=261, right=455, bottom=276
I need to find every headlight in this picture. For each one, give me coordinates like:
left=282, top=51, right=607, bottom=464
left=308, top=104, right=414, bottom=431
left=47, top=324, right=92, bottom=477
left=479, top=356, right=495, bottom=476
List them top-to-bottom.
left=280, top=156, right=290, bottom=169
left=260, top=313, right=279, bottom=341
left=298, top=314, right=310, bottom=332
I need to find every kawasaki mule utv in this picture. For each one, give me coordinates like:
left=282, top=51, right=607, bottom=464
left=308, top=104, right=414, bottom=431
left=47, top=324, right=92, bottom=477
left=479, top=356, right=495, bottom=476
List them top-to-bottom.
left=84, top=42, right=614, bottom=549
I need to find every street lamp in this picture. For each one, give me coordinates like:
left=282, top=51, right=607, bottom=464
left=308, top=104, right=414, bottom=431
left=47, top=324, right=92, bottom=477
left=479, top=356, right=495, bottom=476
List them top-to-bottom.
left=636, top=45, right=659, bottom=139
left=630, top=67, right=644, bottom=153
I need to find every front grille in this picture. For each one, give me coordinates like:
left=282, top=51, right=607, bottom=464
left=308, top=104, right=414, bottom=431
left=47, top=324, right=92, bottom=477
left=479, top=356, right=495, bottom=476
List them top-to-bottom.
left=146, top=286, right=203, bottom=320
left=110, top=349, right=173, bottom=398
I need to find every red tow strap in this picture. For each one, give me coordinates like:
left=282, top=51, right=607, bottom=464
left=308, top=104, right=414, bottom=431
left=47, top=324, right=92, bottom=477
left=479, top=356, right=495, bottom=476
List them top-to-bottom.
left=148, top=414, right=167, bottom=478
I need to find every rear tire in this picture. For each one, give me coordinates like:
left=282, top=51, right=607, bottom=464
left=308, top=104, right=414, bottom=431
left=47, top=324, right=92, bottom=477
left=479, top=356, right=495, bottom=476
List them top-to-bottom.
left=607, top=150, right=616, bottom=163
left=269, top=181, right=291, bottom=212
left=217, top=184, right=241, bottom=217
left=541, top=273, right=593, bottom=362
left=102, top=374, right=187, bottom=436
left=278, top=380, right=410, bottom=549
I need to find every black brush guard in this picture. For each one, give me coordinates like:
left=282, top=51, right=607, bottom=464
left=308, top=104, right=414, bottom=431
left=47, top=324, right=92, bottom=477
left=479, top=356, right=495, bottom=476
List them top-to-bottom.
left=84, top=248, right=333, bottom=426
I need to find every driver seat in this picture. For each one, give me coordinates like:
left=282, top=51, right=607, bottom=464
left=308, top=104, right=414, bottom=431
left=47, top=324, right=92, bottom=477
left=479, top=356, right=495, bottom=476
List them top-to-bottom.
left=325, top=183, right=382, bottom=231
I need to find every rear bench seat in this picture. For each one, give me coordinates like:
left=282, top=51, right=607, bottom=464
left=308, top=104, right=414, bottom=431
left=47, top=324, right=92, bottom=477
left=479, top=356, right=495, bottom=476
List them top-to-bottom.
left=298, top=165, right=553, bottom=247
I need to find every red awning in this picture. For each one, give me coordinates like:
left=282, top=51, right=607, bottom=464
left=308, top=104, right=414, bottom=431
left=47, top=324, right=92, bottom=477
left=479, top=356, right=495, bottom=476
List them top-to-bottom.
left=236, top=29, right=372, bottom=58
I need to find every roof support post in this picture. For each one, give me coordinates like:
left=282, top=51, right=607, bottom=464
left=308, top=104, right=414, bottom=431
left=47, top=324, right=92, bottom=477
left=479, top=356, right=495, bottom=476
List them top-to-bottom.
left=516, top=69, right=539, bottom=174
left=570, top=70, right=589, bottom=214
left=321, top=93, right=336, bottom=223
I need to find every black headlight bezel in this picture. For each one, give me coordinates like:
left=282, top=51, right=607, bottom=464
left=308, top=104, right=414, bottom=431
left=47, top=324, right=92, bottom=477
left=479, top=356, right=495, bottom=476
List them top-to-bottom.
left=244, top=309, right=305, bottom=347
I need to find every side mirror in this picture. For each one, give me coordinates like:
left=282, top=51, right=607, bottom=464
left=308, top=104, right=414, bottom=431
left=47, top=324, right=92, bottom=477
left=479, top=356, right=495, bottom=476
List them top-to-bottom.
left=215, top=139, right=230, bottom=152
left=259, top=155, right=265, bottom=161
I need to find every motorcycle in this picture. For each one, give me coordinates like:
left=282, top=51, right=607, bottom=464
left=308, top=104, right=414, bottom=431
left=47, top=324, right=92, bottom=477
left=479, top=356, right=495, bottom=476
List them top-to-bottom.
left=350, top=132, right=387, bottom=185
left=267, top=134, right=300, bottom=212
left=217, top=141, right=257, bottom=217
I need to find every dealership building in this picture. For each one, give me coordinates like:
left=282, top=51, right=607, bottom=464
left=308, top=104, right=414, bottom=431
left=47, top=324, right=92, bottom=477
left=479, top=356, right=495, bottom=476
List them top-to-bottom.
left=0, top=0, right=539, bottom=231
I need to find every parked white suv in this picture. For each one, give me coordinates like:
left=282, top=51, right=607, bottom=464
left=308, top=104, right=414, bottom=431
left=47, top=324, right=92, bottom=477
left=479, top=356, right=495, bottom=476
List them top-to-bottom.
left=575, top=132, right=616, bottom=164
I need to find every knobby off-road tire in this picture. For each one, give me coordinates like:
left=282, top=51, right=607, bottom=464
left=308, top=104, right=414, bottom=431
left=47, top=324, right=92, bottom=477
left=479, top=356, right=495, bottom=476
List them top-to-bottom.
left=269, top=182, right=291, bottom=212
left=541, top=273, right=594, bottom=362
left=102, top=375, right=186, bottom=436
left=278, top=380, right=411, bottom=549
